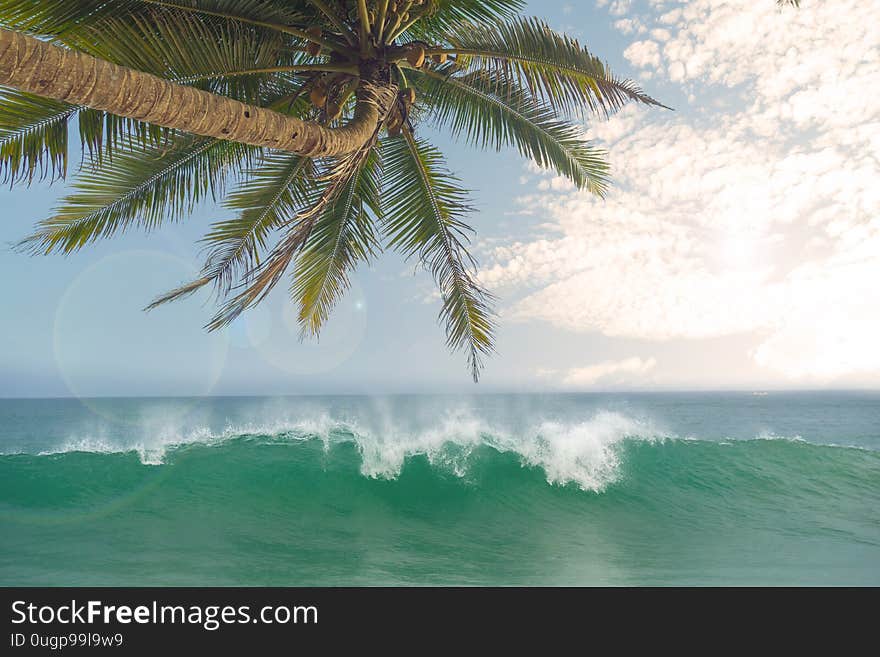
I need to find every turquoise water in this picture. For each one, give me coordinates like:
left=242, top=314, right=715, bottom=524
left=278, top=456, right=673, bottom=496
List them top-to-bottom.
left=1, top=393, right=878, bottom=585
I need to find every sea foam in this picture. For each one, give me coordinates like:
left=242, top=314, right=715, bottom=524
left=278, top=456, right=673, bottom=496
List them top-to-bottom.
left=41, top=409, right=665, bottom=491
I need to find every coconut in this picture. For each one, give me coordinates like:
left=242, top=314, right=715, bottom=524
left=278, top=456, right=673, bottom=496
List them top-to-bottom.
left=306, top=26, right=322, bottom=57
left=406, top=45, right=425, bottom=68
left=432, top=53, right=448, bottom=64
left=309, top=86, right=327, bottom=108
left=401, top=87, right=416, bottom=105
left=386, top=110, right=403, bottom=135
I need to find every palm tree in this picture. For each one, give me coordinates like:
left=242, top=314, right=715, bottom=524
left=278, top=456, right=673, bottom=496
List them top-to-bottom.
left=0, top=1, right=664, bottom=380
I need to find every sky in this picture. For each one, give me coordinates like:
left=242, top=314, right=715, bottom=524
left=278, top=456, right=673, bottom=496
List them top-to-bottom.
left=1, top=0, right=879, bottom=397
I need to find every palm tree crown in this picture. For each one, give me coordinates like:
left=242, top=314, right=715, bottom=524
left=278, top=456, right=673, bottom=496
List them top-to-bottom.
left=0, top=0, right=664, bottom=380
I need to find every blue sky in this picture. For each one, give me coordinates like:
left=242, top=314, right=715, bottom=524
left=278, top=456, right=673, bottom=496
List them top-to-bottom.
left=2, top=0, right=878, bottom=397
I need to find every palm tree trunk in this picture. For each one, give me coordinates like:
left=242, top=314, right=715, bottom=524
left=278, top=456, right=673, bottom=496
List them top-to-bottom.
left=0, top=28, right=395, bottom=157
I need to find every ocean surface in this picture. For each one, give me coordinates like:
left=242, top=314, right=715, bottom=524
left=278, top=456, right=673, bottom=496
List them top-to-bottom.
left=1, top=393, right=878, bottom=586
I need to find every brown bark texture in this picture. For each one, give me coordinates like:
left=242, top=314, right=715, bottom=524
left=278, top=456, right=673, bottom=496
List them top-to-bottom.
left=0, top=28, right=395, bottom=157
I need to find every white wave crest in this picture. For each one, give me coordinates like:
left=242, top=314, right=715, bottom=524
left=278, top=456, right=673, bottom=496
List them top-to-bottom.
left=38, top=409, right=664, bottom=491
left=510, top=413, right=660, bottom=491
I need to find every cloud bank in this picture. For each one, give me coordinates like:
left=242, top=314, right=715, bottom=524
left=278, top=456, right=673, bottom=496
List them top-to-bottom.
left=482, top=0, right=880, bottom=384
left=541, top=357, right=658, bottom=388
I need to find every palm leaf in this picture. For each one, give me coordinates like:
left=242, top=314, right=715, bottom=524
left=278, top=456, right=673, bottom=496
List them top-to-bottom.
left=0, top=0, right=127, bottom=35
left=144, top=0, right=312, bottom=26
left=405, top=0, right=524, bottom=40
left=0, top=1, right=309, bottom=37
left=64, top=9, right=288, bottom=102
left=437, top=17, right=668, bottom=117
left=413, top=66, right=609, bottom=194
left=0, top=87, right=74, bottom=184
left=0, top=87, right=174, bottom=185
left=77, top=109, right=172, bottom=164
left=381, top=130, right=494, bottom=381
left=20, top=134, right=253, bottom=254
left=206, top=147, right=373, bottom=330
left=292, top=148, right=381, bottom=336
left=147, top=150, right=316, bottom=309
left=211, top=152, right=316, bottom=290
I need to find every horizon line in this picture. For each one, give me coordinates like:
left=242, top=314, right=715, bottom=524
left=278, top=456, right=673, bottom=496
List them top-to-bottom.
left=2, top=388, right=880, bottom=401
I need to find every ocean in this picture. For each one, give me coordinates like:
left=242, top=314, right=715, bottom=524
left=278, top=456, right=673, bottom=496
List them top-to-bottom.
left=1, top=393, right=878, bottom=586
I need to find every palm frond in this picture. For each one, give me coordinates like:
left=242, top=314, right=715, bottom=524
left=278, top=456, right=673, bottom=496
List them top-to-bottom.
left=0, top=0, right=126, bottom=35
left=146, top=0, right=312, bottom=26
left=308, top=0, right=357, bottom=45
left=405, top=0, right=524, bottom=40
left=0, top=1, right=310, bottom=37
left=135, top=1, right=343, bottom=53
left=63, top=9, right=288, bottom=102
left=437, top=17, right=668, bottom=117
left=413, top=66, right=609, bottom=194
left=0, top=87, right=74, bottom=183
left=0, top=88, right=174, bottom=185
left=77, top=109, right=171, bottom=164
left=381, top=130, right=494, bottom=381
left=20, top=134, right=253, bottom=254
left=206, top=147, right=373, bottom=330
left=292, top=148, right=381, bottom=336
left=147, top=151, right=316, bottom=309
left=211, top=152, right=317, bottom=291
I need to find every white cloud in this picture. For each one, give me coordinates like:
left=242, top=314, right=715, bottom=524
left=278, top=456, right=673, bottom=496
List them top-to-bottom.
left=482, top=0, right=880, bottom=384
left=608, top=1, right=634, bottom=17
left=614, top=18, right=643, bottom=35
left=623, top=40, right=661, bottom=68
left=552, top=357, right=658, bottom=387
